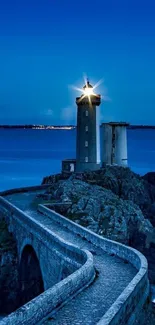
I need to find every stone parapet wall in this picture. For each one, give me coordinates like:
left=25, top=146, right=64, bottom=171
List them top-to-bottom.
left=0, top=184, right=50, bottom=196
left=0, top=196, right=95, bottom=325
left=38, top=203, right=149, bottom=325
left=38, top=204, right=147, bottom=270
left=97, top=277, right=149, bottom=325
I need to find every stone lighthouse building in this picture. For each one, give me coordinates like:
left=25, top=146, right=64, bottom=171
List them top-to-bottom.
left=76, top=80, right=101, bottom=172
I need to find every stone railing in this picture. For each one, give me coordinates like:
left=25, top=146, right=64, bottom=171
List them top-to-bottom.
left=0, top=184, right=50, bottom=196
left=0, top=196, right=95, bottom=325
left=38, top=203, right=149, bottom=325
left=1, top=251, right=94, bottom=325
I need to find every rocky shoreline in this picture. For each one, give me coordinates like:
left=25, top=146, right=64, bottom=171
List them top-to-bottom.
left=0, top=217, right=19, bottom=314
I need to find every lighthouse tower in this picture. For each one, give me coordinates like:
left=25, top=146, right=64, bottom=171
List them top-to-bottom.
left=76, top=80, right=101, bottom=172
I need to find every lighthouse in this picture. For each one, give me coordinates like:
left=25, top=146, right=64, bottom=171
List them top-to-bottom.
left=61, top=78, right=129, bottom=175
left=75, top=80, right=101, bottom=172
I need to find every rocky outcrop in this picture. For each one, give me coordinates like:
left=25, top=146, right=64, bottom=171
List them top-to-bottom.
left=41, top=166, right=155, bottom=284
left=42, top=166, right=155, bottom=227
left=76, top=167, right=155, bottom=227
left=142, top=172, right=155, bottom=186
left=42, top=173, right=68, bottom=185
left=48, top=178, right=153, bottom=244
left=0, top=218, right=19, bottom=314
left=135, top=299, right=155, bottom=325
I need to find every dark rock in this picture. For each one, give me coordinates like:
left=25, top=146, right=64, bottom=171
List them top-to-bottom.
left=74, top=166, right=155, bottom=228
left=142, top=172, right=155, bottom=186
left=42, top=173, right=69, bottom=185
left=50, top=178, right=153, bottom=245
left=36, top=193, right=52, bottom=201
left=0, top=218, right=19, bottom=314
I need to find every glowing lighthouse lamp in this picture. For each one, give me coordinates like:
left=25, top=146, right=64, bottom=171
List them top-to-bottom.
left=75, top=79, right=100, bottom=104
left=83, top=80, right=94, bottom=96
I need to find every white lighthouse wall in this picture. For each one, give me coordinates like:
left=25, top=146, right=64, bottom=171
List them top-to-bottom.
left=76, top=104, right=101, bottom=172
left=96, top=107, right=101, bottom=164
left=100, top=124, right=112, bottom=165
left=115, top=126, right=128, bottom=166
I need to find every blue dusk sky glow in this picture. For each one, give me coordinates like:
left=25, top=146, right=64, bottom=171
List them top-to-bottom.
left=0, top=0, right=155, bottom=125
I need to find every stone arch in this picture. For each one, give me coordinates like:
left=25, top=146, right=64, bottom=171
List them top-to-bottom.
left=19, top=237, right=34, bottom=261
left=18, top=244, right=44, bottom=307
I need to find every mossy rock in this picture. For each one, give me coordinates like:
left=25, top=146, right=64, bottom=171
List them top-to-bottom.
left=0, top=219, right=16, bottom=252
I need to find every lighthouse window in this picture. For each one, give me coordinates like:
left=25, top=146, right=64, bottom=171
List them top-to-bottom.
left=85, top=110, right=88, bottom=116
left=85, top=125, right=88, bottom=132
left=85, top=141, right=88, bottom=147
left=85, top=157, right=88, bottom=162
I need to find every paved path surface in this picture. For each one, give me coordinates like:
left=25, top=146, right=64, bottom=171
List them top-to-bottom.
left=6, top=192, right=137, bottom=325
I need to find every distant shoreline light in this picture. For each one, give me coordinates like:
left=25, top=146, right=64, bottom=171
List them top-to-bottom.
left=0, top=125, right=76, bottom=130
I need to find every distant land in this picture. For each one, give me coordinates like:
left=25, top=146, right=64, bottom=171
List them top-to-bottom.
left=0, top=124, right=155, bottom=130
left=0, top=125, right=76, bottom=130
left=128, top=125, right=155, bottom=129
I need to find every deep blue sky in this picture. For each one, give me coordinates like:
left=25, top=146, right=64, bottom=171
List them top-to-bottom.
left=0, top=0, right=155, bottom=125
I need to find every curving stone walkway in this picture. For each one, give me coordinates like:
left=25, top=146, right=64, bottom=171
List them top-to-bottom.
left=6, top=192, right=137, bottom=325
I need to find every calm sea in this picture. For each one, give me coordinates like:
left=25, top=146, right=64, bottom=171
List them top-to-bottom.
left=0, top=128, right=155, bottom=191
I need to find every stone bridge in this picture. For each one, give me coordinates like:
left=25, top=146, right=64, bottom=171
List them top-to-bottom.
left=0, top=185, right=150, bottom=325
